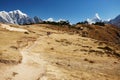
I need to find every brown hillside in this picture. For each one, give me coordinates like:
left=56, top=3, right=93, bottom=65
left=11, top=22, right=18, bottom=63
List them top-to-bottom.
left=0, top=23, right=120, bottom=80
left=39, top=24, right=120, bottom=45
left=76, top=24, right=120, bottom=44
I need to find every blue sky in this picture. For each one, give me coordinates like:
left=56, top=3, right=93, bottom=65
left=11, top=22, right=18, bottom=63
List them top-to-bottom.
left=0, top=0, right=120, bottom=23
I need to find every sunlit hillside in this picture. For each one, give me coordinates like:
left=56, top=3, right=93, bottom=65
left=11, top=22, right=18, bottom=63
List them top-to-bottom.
left=0, top=23, right=120, bottom=80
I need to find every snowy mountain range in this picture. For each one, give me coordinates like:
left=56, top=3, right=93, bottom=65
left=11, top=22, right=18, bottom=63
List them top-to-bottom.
left=0, top=10, right=42, bottom=25
left=0, top=10, right=120, bottom=27
left=86, top=13, right=120, bottom=27
left=87, top=13, right=102, bottom=24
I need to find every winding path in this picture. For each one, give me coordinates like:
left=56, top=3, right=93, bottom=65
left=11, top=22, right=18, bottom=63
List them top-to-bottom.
left=0, top=35, right=64, bottom=80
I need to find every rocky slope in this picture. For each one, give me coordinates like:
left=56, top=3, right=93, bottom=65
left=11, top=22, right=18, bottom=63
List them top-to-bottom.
left=109, top=15, right=120, bottom=27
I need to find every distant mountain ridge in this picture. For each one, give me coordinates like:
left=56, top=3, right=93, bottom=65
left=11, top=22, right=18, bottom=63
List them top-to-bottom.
left=0, top=10, right=42, bottom=25
left=0, top=10, right=120, bottom=27
left=86, top=13, right=120, bottom=27
left=109, top=15, right=120, bottom=27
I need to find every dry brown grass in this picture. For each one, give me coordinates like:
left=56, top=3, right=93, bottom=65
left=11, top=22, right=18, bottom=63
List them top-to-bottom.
left=0, top=23, right=120, bottom=80
left=0, top=24, right=38, bottom=64
left=39, top=24, right=120, bottom=45
left=76, top=24, right=120, bottom=44
left=28, top=26, right=120, bottom=80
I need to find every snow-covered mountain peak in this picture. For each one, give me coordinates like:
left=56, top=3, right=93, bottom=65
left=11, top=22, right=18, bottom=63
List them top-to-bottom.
left=0, top=10, right=42, bottom=24
left=9, top=10, right=28, bottom=17
left=13, top=10, right=22, bottom=13
left=0, top=11, right=7, bottom=14
left=0, top=11, right=9, bottom=16
left=87, top=13, right=102, bottom=24
left=95, top=13, right=101, bottom=20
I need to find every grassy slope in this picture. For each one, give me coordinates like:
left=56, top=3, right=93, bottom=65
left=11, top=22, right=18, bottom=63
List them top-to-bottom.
left=0, top=23, right=120, bottom=80
left=0, top=24, right=38, bottom=64
left=27, top=24, right=120, bottom=80
left=40, top=24, right=120, bottom=45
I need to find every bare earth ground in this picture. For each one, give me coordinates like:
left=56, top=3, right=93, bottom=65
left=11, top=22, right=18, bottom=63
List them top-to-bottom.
left=0, top=24, right=120, bottom=80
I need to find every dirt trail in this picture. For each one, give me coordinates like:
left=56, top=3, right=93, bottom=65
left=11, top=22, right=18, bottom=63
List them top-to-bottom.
left=0, top=34, right=65, bottom=80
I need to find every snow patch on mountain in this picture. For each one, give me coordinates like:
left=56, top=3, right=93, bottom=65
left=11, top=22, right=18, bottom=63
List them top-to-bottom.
left=95, top=13, right=101, bottom=20
left=46, top=18, right=54, bottom=22
left=46, top=18, right=67, bottom=23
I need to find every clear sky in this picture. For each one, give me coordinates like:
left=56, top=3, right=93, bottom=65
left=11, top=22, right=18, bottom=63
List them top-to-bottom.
left=0, top=0, right=120, bottom=23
